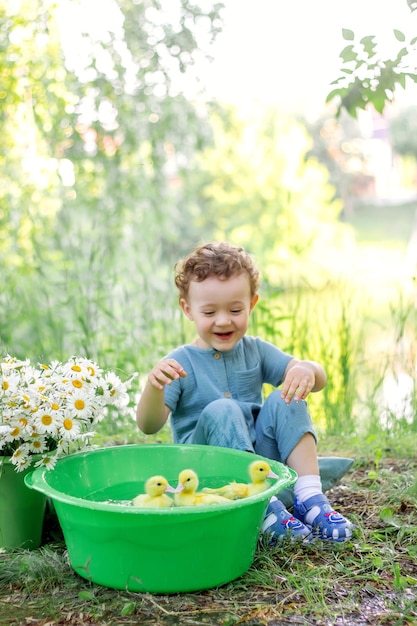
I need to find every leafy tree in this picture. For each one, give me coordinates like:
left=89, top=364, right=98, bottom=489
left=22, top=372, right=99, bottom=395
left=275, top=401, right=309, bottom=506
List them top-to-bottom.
left=0, top=0, right=224, bottom=366
left=0, top=0, right=72, bottom=353
left=327, top=0, right=417, bottom=118
left=180, top=103, right=347, bottom=282
left=305, top=112, right=371, bottom=216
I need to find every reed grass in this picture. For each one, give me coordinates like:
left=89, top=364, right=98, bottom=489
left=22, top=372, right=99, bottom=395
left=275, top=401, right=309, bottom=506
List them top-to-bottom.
left=1, top=200, right=416, bottom=442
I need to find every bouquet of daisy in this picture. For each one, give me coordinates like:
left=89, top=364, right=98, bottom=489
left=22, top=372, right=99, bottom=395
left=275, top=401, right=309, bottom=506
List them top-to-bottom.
left=0, top=354, right=137, bottom=472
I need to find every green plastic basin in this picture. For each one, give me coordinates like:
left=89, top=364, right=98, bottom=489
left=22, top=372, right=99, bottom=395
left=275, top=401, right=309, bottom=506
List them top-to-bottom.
left=25, top=444, right=296, bottom=593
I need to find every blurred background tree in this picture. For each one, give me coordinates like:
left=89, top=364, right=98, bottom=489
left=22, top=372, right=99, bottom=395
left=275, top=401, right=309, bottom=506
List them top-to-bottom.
left=0, top=0, right=225, bottom=367
left=1, top=0, right=349, bottom=369
left=181, top=103, right=348, bottom=281
left=389, top=104, right=417, bottom=159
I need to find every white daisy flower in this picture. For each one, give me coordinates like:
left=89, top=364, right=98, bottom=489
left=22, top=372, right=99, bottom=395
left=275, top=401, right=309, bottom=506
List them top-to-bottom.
left=60, top=360, right=87, bottom=380
left=0, top=370, right=21, bottom=395
left=100, top=372, right=130, bottom=408
left=66, top=391, right=93, bottom=420
left=47, top=395, right=65, bottom=417
left=34, top=409, right=60, bottom=435
left=59, top=416, right=82, bottom=440
left=3, top=420, right=25, bottom=443
left=0, top=425, right=12, bottom=451
left=27, top=436, right=48, bottom=454
left=10, top=445, right=32, bottom=472
left=34, top=454, right=58, bottom=471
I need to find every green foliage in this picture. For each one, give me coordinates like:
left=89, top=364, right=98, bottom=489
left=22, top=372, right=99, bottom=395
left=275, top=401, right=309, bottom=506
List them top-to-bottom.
left=0, top=0, right=225, bottom=370
left=1, top=1, right=416, bottom=445
left=327, top=2, right=417, bottom=118
left=182, top=103, right=345, bottom=271
left=305, top=112, right=370, bottom=215
left=254, top=282, right=362, bottom=435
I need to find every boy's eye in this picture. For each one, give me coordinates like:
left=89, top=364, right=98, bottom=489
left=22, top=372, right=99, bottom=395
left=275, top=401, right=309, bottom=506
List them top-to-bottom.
left=231, top=309, right=243, bottom=314
left=202, top=311, right=215, bottom=316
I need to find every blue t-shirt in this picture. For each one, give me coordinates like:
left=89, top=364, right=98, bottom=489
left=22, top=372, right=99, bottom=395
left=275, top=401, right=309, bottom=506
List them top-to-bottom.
left=164, top=336, right=293, bottom=443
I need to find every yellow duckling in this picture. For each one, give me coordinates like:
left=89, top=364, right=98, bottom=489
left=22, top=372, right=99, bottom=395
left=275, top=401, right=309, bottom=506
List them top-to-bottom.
left=202, top=459, right=279, bottom=500
left=174, top=469, right=231, bottom=507
left=132, top=475, right=176, bottom=508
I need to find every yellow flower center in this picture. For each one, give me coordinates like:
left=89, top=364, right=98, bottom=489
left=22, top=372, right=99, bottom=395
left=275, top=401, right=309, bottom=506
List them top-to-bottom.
left=71, top=365, right=82, bottom=372
left=88, top=366, right=95, bottom=376
left=72, top=379, right=82, bottom=389
left=2, top=381, right=9, bottom=390
left=38, top=386, right=46, bottom=392
left=74, top=399, right=85, bottom=410
left=51, top=403, right=59, bottom=411
left=41, top=414, right=53, bottom=426
left=19, top=417, right=28, bottom=427
left=63, top=418, right=73, bottom=431
left=11, top=427, right=20, bottom=437
left=33, top=440, right=42, bottom=449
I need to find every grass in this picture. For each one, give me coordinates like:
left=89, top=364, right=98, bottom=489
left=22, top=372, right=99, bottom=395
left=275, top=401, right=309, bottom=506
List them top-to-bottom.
left=1, top=200, right=417, bottom=624
left=346, top=200, right=417, bottom=246
left=1, top=434, right=416, bottom=626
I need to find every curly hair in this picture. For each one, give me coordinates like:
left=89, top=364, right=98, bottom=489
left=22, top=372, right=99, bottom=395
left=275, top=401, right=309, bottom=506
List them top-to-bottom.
left=174, top=241, right=260, bottom=300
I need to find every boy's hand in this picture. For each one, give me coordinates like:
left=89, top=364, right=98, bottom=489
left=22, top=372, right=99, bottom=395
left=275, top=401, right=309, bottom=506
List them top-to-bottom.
left=148, top=359, right=187, bottom=390
left=281, top=363, right=315, bottom=404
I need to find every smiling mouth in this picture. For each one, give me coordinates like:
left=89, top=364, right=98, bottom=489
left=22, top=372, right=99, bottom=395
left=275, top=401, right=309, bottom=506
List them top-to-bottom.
left=214, top=332, right=233, bottom=340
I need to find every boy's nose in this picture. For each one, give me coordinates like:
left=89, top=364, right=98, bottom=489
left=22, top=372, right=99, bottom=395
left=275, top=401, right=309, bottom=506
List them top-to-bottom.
left=216, top=313, right=231, bottom=326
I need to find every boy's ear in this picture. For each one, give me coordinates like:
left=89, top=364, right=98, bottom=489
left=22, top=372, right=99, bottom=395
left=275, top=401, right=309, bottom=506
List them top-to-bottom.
left=250, top=294, right=259, bottom=312
left=179, top=298, right=193, bottom=320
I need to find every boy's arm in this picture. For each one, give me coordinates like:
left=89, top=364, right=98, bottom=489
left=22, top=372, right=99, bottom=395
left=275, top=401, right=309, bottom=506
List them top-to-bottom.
left=136, top=358, right=186, bottom=434
left=281, top=358, right=326, bottom=404
left=136, top=381, right=171, bottom=434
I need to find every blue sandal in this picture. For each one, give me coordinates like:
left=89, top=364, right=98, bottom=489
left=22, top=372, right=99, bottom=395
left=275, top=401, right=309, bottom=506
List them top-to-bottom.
left=293, top=494, right=355, bottom=542
left=261, top=496, right=313, bottom=544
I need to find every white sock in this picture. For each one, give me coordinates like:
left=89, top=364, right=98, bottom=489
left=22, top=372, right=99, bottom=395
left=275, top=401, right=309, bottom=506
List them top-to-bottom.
left=293, top=474, right=322, bottom=505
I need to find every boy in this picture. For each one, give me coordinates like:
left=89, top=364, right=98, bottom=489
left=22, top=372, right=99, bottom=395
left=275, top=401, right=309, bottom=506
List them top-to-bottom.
left=136, top=241, right=354, bottom=542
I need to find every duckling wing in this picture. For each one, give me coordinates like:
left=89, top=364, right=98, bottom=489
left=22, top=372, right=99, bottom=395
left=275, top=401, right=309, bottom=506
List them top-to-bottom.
left=202, top=481, right=249, bottom=499
left=247, top=481, right=270, bottom=497
left=132, top=492, right=175, bottom=507
left=175, top=492, right=230, bottom=506
left=194, top=492, right=231, bottom=505
left=132, top=494, right=151, bottom=507
left=152, top=494, right=175, bottom=507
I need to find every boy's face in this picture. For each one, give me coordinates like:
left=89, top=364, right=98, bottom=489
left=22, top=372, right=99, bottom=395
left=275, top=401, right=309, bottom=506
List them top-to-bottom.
left=180, top=272, right=258, bottom=351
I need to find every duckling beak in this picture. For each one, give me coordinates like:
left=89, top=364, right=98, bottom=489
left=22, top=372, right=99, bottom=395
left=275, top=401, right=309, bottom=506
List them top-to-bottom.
left=267, top=470, right=279, bottom=479
left=165, top=484, right=177, bottom=494
left=173, top=484, right=184, bottom=493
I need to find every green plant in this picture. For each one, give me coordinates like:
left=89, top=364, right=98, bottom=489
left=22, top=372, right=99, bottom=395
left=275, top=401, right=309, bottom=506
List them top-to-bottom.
left=1, top=435, right=416, bottom=625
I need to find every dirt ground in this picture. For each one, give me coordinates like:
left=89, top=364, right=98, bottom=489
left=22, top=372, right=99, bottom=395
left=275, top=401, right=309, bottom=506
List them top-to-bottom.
left=1, top=456, right=416, bottom=626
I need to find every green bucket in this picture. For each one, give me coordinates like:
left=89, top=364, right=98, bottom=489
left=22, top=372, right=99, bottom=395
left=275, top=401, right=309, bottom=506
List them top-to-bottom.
left=25, top=444, right=296, bottom=593
left=0, top=457, right=47, bottom=550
